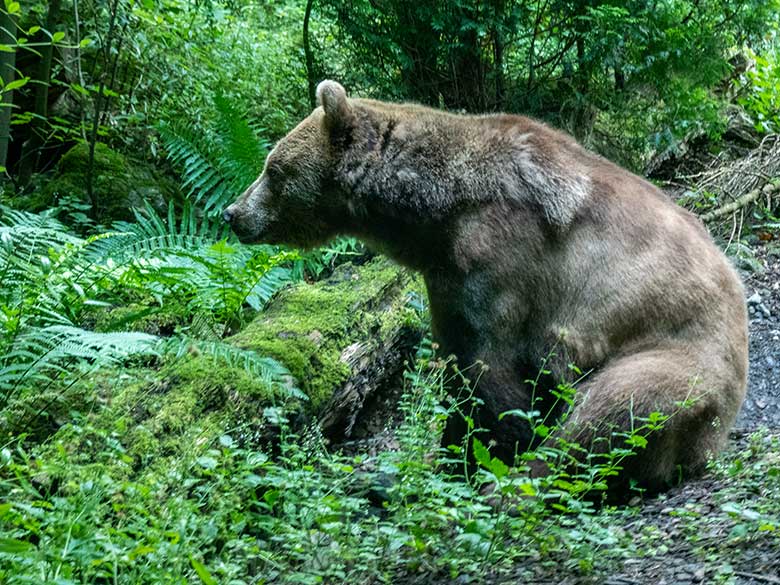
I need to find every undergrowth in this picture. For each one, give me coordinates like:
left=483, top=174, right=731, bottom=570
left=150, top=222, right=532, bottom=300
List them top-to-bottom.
left=0, top=203, right=305, bottom=443
left=0, top=328, right=717, bottom=585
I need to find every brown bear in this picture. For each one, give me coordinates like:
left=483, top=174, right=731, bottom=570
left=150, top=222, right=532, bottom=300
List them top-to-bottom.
left=223, top=80, right=748, bottom=492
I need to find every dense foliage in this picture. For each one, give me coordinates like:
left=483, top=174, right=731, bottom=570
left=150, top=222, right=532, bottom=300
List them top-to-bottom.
left=0, top=0, right=778, bottom=582
left=323, top=0, right=780, bottom=165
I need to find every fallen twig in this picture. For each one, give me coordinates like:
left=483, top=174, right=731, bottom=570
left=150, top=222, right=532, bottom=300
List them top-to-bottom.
left=701, top=181, right=779, bottom=223
left=734, top=570, right=780, bottom=584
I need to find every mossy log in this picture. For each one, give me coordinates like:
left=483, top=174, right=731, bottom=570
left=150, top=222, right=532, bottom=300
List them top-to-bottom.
left=230, top=256, right=425, bottom=442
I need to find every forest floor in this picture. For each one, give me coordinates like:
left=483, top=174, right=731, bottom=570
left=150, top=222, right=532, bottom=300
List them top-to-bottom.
left=737, top=242, right=780, bottom=431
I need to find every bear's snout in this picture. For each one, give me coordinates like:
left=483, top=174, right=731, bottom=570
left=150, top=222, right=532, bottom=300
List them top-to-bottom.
left=222, top=200, right=270, bottom=244
left=222, top=202, right=252, bottom=241
left=222, top=205, right=236, bottom=224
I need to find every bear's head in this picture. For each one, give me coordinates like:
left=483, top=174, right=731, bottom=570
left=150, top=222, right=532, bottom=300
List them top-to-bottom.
left=222, top=80, right=357, bottom=248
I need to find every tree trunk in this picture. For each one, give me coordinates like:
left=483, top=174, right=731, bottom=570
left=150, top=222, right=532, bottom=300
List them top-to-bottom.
left=17, top=0, right=62, bottom=186
left=86, top=0, right=120, bottom=213
left=303, top=0, right=316, bottom=109
left=0, top=11, right=16, bottom=171
left=492, top=24, right=505, bottom=109
left=576, top=35, right=588, bottom=94
left=230, top=256, right=425, bottom=443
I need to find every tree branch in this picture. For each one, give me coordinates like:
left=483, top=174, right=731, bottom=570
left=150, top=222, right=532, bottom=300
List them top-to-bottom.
left=700, top=180, right=779, bottom=223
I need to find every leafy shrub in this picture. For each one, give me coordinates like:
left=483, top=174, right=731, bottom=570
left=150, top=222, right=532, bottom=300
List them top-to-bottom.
left=738, top=49, right=780, bottom=134
left=0, top=204, right=298, bottom=443
left=0, top=336, right=683, bottom=584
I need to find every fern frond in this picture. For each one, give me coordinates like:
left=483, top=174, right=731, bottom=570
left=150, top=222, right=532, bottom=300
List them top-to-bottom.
left=214, top=92, right=269, bottom=187
left=159, top=93, right=270, bottom=217
left=86, top=202, right=230, bottom=264
left=0, top=206, right=69, bottom=231
left=0, top=325, right=160, bottom=396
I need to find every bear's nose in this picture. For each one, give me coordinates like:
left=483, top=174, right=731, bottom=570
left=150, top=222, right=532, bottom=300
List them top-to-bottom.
left=222, top=206, right=235, bottom=223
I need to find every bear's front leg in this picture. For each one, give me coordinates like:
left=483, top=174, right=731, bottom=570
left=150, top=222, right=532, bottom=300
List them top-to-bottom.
left=424, top=271, right=543, bottom=467
left=439, top=357, right=545, bottom=468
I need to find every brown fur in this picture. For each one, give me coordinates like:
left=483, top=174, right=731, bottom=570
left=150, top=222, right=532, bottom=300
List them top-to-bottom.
left=224, top=81, right=748, bottom=492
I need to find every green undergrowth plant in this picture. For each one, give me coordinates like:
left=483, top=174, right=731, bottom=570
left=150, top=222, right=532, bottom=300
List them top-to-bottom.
left=737, top=48, right=780, bottom=134
left=96, top=202, right=298, bottom=337
left=0, top=203, right=301, bottom=444
left=0, top=331, right=716, bottom=584
left=442, top=349, right=693, bottom=510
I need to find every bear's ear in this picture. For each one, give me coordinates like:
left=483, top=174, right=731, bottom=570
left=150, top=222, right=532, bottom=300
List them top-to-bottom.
left=316, top=80, right=355, bottom=135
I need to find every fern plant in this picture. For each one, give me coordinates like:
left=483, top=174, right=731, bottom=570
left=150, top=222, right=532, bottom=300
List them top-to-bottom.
left=158, top=93, right=270, bottom=217
left=92, top=201, right=297, bottom=336
left=0, top=204, right=300, bottom=440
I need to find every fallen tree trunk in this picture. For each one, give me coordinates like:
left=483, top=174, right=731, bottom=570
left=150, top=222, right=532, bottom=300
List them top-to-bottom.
left=230, top=256, right=426, bottom=442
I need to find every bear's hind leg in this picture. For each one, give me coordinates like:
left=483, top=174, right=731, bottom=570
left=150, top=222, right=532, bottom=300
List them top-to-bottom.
left=550, top=347, right=743, bottom=494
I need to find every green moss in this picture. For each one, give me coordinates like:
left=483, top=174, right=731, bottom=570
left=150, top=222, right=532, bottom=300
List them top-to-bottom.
left=37, top=142, right=175, bottom=223
left=230, top=257, right=422, bottom=410
left=92, top=302, right=187, bottom=336
left=29, top=354, right=281, bottom=475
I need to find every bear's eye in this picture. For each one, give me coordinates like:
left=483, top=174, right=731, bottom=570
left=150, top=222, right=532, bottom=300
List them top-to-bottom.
left=266, top=165, right=280, bottom=181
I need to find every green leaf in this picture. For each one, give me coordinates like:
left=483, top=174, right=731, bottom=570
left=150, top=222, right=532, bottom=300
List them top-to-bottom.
left=5, top=1, right=20, bottom=15
left=51, top=31, right=66, bottom=43
left=3, top=77, right=29, bottom=92
left=70, top=83, right=90, bottom=96
left=534, top=424, right=550, bottom=438
left=625, top=434, right=648, bottom=449
left=472, top=437, right=490, bottom=467
left=196, top=455, right=218, bottom=470
left=489, top=456, right=509, bottom=479
left=518, top=482, right=536, bottom=497
left=263, top=489, right=280, bottom=509
left=0, top=538, right=35, bottom=553
left=129, top=544, right=155, bottom=559
left=190, top=557, right=217, bottom=585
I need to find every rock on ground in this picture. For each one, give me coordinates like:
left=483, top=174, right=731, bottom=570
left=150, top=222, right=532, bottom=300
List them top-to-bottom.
left=737, top=242, right=780, bottom=430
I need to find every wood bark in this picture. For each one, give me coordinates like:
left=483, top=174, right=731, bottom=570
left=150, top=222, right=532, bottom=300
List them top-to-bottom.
left=17, top=0, right=62, bottom=186
left=86, top=0, right=121, bottom=212
left=303, top=0, right=316, bottom=109
left=0, top=11, right=16, bottom=170
left=701, top=181, right=779, bottom=223
left=231, top=257, right=425, bottom=443
left=317, top=310, right=421, bottom=442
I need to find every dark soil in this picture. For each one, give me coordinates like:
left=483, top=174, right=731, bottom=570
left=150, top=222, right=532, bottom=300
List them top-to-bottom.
left=737, top=242, right=780, bottom=431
